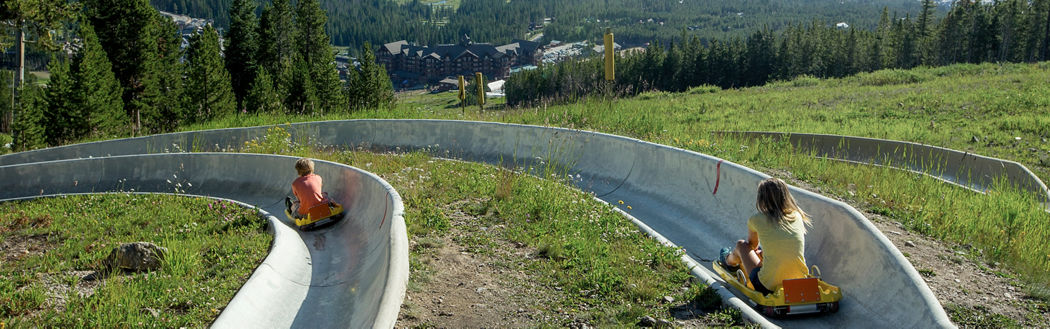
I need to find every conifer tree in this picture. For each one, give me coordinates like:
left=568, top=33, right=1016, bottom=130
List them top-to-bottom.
left=84, top=0, right=162, bottom=135
left=226, top=0, right=259, bottom=109
left=258, top=0, right=295, bottom=82
left=296, top=0, right=347, bottom=113
left=919, top=0, right=939, bottom=64
left=1041, top=0, right=1050, bottom=60
left=137, top=17, right=185, bottom=133
left=72, top=22, right=126, bottom=138
left=184, top=25, right=236, bottom=122
left=744, top=28, right=774, bottom=86
left=348, top=42, right=395, bottom=112
left=284, top=54, right=320, bottom=114
left=44, top=55, right=77, bottom=145
left=245, top=68, right=283, bottom=113
left=12, top=84, right=47, bottom=151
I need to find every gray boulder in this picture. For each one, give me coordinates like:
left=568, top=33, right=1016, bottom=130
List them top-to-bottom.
left=104, top=242, right=168, bottom=272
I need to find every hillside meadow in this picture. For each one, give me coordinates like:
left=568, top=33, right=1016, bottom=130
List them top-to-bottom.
left=3, top=61, right=1049, bottom=326
left=187, top=61, right=1050, bottom=288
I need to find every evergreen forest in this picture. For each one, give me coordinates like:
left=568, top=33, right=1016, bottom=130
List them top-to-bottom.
left=2, top=0, right=395, bottom=150
left=146, top=0, right=922, bottom=51
left=506, top=0, right=1050, bottom=106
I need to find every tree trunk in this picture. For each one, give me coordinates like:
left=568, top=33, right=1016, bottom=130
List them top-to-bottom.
left=1043, top=3, right=1050, bottom=60
left=5, top=21, right=26, bottom=134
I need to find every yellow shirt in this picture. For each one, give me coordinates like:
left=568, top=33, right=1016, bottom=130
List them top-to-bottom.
left=748, top=211, right=809, bottom=291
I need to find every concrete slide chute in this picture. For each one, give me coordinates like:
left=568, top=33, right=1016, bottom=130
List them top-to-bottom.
left=0, top=120, right=954, bottom=328
left=719, top=131, right=1050, bottom=207
left=0, top=153, right=408, bottom=329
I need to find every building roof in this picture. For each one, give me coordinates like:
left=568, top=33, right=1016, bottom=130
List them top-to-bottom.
left=381, top=39, right=526, bottom=61
left=496, top=39, right=541, bottom=56
left=383, top=40, right=409, bottom=55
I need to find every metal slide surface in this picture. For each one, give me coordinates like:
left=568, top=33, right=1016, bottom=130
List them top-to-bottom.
left=0, top=120, right=955, bottom=328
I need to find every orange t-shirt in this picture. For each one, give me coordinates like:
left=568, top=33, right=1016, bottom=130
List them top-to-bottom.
left=292, top=174, right=325, bottom=215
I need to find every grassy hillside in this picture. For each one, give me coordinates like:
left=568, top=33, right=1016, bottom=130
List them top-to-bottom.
left=7, top=61, right=1048, bottom=326
left=188, top=61, right=1050, bottom=290
left=193, top=61, right=1050, bottom=185
left=0, top=194, right=269, bottom=327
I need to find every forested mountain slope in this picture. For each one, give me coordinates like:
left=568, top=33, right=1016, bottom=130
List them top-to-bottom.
left=149, top=0, right=922, bottom=50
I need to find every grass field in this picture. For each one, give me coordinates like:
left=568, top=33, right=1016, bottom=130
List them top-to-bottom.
left=5, top=60, right=1049, bottom=325
left=186, top=61, right=1050, bottom=291
left=239, top=128, right=736, bottom=326
left=0, top=194, right=270, bottom=327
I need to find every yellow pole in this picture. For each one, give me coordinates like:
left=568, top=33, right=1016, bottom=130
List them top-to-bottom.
left=604, top=28, right=615, bottom=81
left=475, top=72, right=485, bottom=110
left=457, top=75, right=466, bottom=112
left=457, top=75, right=466, bottom=102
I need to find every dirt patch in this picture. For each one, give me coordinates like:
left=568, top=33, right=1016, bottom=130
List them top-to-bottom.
left=770, top=169, right=1049, bottom=327
left=397, top=198, right=739, bottom=328
left=397, top=199, right=571, bottom=328
left=1, top=233, right=55, bottom=264
left=2, top=233, right=102, bottom=317
left=37, top=271, right=102, bottom=313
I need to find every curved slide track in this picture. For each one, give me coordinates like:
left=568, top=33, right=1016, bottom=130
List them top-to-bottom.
left=0, top=120, right=955, bottom=328
left=719, top=131, right=1050, bottom=208
left=0, top=153, right=408, bottom=328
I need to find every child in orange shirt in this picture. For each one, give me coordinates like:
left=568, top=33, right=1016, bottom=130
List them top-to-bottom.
left=286, top=158, right=327, bottom=217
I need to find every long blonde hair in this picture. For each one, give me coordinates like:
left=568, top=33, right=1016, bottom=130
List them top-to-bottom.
left=756, top=178, right=811, bottom=231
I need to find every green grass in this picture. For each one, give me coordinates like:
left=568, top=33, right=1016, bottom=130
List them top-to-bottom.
left=9, top=60, right=1050, bottom=324
left=178, top=61, right=1050, bottom=290
left=185, top=61, right=1050, bottom=290
left=0, top=133, right=11, bottom=155
left=0, top=194, right=271, bottom=327
left=946, top=304, right=1020, bottom=328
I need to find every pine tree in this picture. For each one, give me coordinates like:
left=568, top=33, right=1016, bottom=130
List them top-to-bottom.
left=84, top=0, right=162, bottom=135
left=226, top=0, right=259, bottom=109
left=258, top=0, right=295, bottom=81
left=296, top=0, right=347, bottom=113
left=917, top=0, right=937, bottom=64
left=1041, top=0, right=1050, bottom=60
left=140, top=16, right=185, bottom=133
left=72, top=22, right=126, bottom=138
left=184, top=25, right=236, bottom=123
left=744, top=28, right=774, bottom=86
left=348, top=42, right=395, bottom=111
left=284, top=54, right=320, bottom=114
left=44, top=55, right=77, bottom=145
left=245, top=68, right=283, bottom=113
left=13, top=84, right=47, bottom=151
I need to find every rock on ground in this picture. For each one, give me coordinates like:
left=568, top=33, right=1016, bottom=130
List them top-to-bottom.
left=104, top=242, right=167, bottom=272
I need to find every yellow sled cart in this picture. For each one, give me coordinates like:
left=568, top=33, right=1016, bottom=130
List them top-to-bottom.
left=286, top=201, right=345, bottom=231
left=712, top=261, right=842, bottom=316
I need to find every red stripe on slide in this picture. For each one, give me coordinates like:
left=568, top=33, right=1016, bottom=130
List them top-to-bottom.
left=713, top=160, right=723, bottom=195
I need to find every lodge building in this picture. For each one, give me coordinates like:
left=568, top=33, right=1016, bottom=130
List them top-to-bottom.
left=377, top=36, right=541, bottom=86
